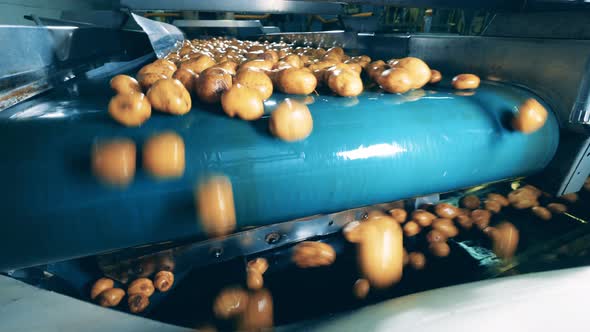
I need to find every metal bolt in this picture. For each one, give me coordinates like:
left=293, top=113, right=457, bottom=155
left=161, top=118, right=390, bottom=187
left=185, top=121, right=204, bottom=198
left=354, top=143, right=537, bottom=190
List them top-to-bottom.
left=265, top=232, right=281, bottom=244
left=210, top=247, right=223, bottom=258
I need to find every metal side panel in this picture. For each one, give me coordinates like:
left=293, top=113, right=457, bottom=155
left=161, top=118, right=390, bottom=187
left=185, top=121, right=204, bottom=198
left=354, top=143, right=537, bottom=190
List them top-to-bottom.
left=120, top=0, right=344, bottom=15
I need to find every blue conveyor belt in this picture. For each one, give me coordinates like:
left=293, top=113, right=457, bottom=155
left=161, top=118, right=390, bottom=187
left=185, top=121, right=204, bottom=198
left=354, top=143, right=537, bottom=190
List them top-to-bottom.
left=0, top=78, right=558, bottom=270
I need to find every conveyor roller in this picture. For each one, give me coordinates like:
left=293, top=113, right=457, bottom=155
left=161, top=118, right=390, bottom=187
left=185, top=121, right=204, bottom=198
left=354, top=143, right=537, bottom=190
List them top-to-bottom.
left=0, top=76, right=559, bottom=270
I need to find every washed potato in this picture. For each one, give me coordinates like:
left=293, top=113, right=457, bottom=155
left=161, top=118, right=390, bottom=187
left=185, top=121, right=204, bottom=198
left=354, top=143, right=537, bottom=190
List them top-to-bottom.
left=180, top=54, right=216, bottom=74
left=390, top=57, right=431, bottom=89
left=240, top=59, right=274, bottom=72
left=196, top=67, right=232, bottom=104
left=172, top=68, right=198, bottom=91
left=277, top=68, right=317, bottom=95
left=378, top=68, right=412, bottom=94
left=235, top=69, right=273, bottom=100
left=327, top=69, right=363, bottom=97
left=429, top=69, right=442, bottom=84
left=137, top=73, right=167, bottom=91
left=452, top=74, right=480, bottom=90
left=110, top=75, right=141, bottom=95
left=147, top=78, right=191, bottom=115
left=221, top=83, right=264, bottom=120
left=108, top=92, right=151, bottom=127
left=512, top=98, right=548, bottom=134
left=269, top=99, right=313, bottom=142
left=142, top=132, right=185, bottom=179
left=92, top=139, right=136, bottom=187
left=195, top=175, right=237, bottom=237
left=461, top=195, right=480, bottom=209
left=532, top=206, right=552, bottom=220
left=388, top=208, right=407, bottom=223
left=412, top=209, right=436, bottom=227
left=356, top=214, right=403, bottom=288
left=403, top=221, right=421, bottom=237
left=486, top=221, right=519, bottom=259
left=292, top=241, right=336, bottom=268
left=408, top=252, right=426, bottom=270
left=153, top=271, right=174, bottom=292
left=91, top=278, right=114, bottom=300
left=127, top=278, right=155, bottom=297
left=353, top=279, right=370, bottom=299
left=213, top=286, right=249, bottom=319
left=237, top=289, right=274, bottom=331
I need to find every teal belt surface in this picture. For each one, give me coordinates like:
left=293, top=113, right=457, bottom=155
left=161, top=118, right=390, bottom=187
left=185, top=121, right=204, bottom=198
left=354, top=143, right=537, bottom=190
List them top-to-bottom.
left=0, top=78, right=559, bottom=270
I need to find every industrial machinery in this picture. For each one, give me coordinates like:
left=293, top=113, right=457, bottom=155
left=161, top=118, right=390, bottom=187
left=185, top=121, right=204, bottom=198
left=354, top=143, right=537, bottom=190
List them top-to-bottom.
left=2, top=0, right=590, bottom=331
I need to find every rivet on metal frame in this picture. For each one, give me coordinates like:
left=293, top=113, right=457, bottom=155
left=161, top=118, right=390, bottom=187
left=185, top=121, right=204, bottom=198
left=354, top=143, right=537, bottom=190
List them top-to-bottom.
left=265, top=232, right=281, bottom=244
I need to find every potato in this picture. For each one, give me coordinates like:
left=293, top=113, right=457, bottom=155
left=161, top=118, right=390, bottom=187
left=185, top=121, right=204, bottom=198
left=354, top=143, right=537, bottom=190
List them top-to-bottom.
left=180, top=54, right=216, bottom=74
left=390, top=57, right=431, bottom=89
left=195, top=67, right=233, bottom=104
left=172, top=68, right=198, bottom=91
left=277, top=68, right=317, bottom=95
left=378, top=68, right=412, bottom=94
left=235, top=69, right=273, bottom=100
left=327, top=69, right=363, bottom=97
left=429, top=69, right=442, bottom=84
left=137, top=73, right=167, bottom=92
left=452, top=74, right=480, bottom=90
left=110, top=75, right=141, bottom=95
left=147, top=78, right=192, bottom=115
left=221, top=83, right=264, bottom=120
left=108, top=93, right=151, bottom=127
left=512, top=98, right=548, bottom=134
left=269, top=99, right=313, bottom=141
left=142, top=132, right=185, bottom=179
left=92, top=139, right=136, bottom=187
left=195, top=175, right=237, bottom=237
left=356, top=215, right=403, bottom=288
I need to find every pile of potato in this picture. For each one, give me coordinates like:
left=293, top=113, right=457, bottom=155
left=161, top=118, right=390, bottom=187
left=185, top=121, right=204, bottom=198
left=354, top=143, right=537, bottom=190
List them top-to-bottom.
left=106, top=37, right=510, bottom=144
left=90, top=270, right=174, bottom=313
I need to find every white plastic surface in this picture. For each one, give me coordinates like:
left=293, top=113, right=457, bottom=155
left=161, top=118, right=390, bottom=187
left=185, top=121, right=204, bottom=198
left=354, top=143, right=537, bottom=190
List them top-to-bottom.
left=307, top=266, right=590, bottom=332
left=0, top=275, right=190, bottom=332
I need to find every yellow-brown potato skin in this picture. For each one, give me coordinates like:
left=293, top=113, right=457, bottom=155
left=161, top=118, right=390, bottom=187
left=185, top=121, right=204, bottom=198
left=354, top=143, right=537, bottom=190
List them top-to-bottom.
left=180, top=55, right=216, bottom=74
left=390, top=57, right=431, bottom=89
left=172, top=68, right=198, bottom=91
left=196, top=68, right=232, bottom=104
left=277, top=68, right=317, bottom=95
left=378, top=68, right=412, bottom=94
left=235, top=69, right=273, bottom=100
left=327, top=69, right=363, bottom=97
left=429, top=69, right=442, bottom=84
left=137, top=73, right=167, bottom=92
left=452, top=74, right=480, bottom=90
left=110, top=75, right=141, bottom=95
left=147, top=78, right=192, bottom=115
left=221, top=84, right=264, bottom=121
left=108, top=92, right=151, bottom=127
left=512, top=98, right=548, bottom=134
left=269, top=99, right=313, bottom=142
left=143, top=132, right=185, bottom=179
left=92, top=139, right=136, bottom=187
left=195, top=175, right=237, bottom=237
left=357, top=215, right=403, bottom=289
left=292, top=241, right=336, bottom=268
left=153, top=271, right=174, bottom=292
left=90, top=278, right=114, bottom=300
left=127, top=278, right=155, bottom=297
left=213, top=286, right=249, bottom=319
left=98, top=288, right=125, bottom=307
left=237, top=289, right=274, bottom=331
